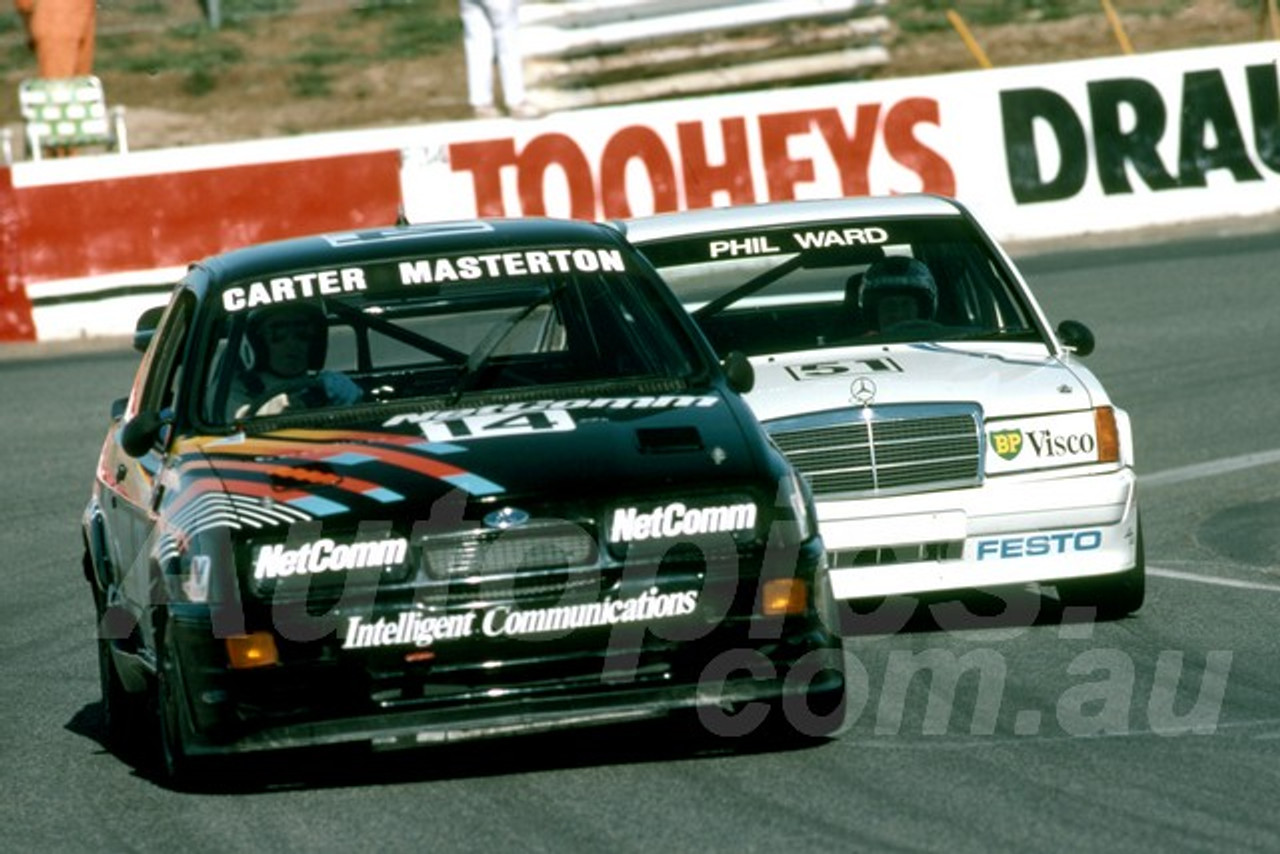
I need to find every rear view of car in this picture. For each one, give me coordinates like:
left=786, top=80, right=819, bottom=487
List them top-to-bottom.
left=622, top=195, right=1143, bottom=618
left=82, top=218, right=844, bottom=784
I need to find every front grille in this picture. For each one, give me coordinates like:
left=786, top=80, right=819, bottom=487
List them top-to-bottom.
left=769, top=404, right=982, bottom=497
left=422, top=520, right=599, bottom=579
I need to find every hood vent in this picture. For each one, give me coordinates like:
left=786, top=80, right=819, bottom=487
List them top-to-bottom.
left=635, top=426, right=704, bottom=454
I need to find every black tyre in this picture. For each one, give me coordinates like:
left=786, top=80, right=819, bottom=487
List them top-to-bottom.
left=1056, top=520, right=1146, bottom=620
left=90, top=558, right=149, bottom=756
left=154, top=628, right=217, bottom=787
left=96, top=634, right=149, bottom=756
left=756, top=648, right=848, bottom=745
left=774, top=666, right=847, bottom=741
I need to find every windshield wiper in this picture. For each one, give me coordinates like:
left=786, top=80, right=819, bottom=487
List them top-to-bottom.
left=446, top=284, right=563, bottom=403
left=948, top=328, right=1043, bottom=343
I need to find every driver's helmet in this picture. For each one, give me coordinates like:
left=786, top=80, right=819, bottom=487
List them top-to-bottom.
left=858, top=257, right=938, bottom=320
left=237, top=301, right=329, bottom=373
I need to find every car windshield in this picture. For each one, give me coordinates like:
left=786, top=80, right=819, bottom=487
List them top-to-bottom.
left=634, top=217, right=1043, bottom=357
left=197, top=244, right=705, bottom=427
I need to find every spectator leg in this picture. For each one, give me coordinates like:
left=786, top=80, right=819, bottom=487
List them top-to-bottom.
left=459, top=0, right=496, bottom=110
left=489, top=0, right=526, bottom=109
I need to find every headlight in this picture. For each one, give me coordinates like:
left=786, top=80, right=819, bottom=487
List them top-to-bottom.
left=986, top=407, right=1122, bottom=474
left=774, top=468, right=818, bottom=544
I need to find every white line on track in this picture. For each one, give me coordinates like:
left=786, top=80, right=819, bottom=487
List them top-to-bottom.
left=1141, top=448, right=1280, bottom=488
left=1141, top=452, right=1280, bottom=592
left=1149, top=567, right=1280, bottom=593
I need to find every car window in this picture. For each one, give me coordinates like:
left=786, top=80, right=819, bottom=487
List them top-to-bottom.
left=636, top=218, right=1043, bottom=356
left=197, top=246, right=706, bottom=427
left=135, top=292, right=194, bottom=423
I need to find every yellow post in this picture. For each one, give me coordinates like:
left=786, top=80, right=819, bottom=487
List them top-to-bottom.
left=1100, top=0, right=1135, bottom=54
left=946, top=9, right=993, bottom=69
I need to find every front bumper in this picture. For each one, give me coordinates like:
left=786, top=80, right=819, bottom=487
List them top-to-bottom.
left=821, top=465, right=1139, bottom=599
left=165, top=538, right=845, bottom=757
left=198, top=641, right=844, bottom=755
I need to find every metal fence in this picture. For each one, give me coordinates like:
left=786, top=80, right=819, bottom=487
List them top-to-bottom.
left=519, top=0, right=890, bottom=111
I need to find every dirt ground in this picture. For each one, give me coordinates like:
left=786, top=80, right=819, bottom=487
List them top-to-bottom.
left=7, top=0, right=1275, bottom=151
left=888, top=0, right=1269, bottom=74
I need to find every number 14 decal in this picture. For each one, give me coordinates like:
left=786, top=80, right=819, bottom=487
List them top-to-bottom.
left=787, top=358, right=902, bottom=381
left=418, top=410, right=577, bottom=442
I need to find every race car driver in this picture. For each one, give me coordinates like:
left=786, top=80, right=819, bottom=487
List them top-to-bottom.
left=858, top=256, right=939, bottom=332
left=227, top=302, right=362, bottom=419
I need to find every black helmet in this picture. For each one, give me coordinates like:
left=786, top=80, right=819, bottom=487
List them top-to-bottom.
left=859, top=257, right=938, bottom=319
left=237, top=301, right=328, bottom=373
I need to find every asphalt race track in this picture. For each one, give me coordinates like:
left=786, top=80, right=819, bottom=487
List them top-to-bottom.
left=3, top=223, right=1280, bottom=853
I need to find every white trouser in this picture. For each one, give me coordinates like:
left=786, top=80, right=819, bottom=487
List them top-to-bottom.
left=459, top=0, right=525, bottom=109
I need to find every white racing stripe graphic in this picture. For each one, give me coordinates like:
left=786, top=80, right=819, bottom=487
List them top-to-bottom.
left=168, top=493, right=312, bottom=537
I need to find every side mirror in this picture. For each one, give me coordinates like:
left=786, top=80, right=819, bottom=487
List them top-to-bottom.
left=132, top=305, right=166, bottom=353
left=1056, top=320, right=1095, bottom=357
left=722, top=350, right=755, bottom=394
left=119, top=410, right=165, bottom=458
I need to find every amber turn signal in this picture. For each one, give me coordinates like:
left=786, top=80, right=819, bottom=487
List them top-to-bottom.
left=1095, top=406, right=1120, bottom=463
left=761, top=578, right=808, bottom=616
left=225, top=632, right=280, bottom=669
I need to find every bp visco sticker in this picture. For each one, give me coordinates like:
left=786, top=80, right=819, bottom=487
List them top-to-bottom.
left=985, top=411, right=1098, bottom=473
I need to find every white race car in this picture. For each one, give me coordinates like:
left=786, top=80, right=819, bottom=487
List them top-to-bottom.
left=621, top=195, right=1143, bottom=617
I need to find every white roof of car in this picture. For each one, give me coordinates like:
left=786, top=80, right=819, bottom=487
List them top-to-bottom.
left=618, top=194, right=966, bottom=243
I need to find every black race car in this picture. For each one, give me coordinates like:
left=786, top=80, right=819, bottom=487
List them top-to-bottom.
left=83, top=217, right=845, bottom=783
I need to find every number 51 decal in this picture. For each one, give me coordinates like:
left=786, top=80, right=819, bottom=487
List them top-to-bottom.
left=787, top=357, right=902, bottom=381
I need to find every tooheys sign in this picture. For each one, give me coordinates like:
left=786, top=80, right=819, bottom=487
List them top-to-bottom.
left=399, top=42, right=1279, bottom=241
left=991, top=42, right=1280, bottom=239
left=1002, top=61, right=1279, bottom=203
left=399, top=73, right=962, bottom=223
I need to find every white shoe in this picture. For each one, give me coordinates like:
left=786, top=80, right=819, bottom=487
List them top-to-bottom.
left=472, top=104, right=501, bottom=119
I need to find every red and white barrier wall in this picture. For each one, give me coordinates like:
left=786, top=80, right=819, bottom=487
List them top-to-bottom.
left=2, top=42, right=1276, bottom=343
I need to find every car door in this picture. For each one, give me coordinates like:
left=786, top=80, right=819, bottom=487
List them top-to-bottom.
left=102, top=292, right=196, bottom=637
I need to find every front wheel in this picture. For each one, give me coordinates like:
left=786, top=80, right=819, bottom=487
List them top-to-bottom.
left=1056, top=521, right=1145, bottom=619
left=90, top=564, right=148, bottom=756
left=154, top=629, right=219, bottom=788
left=96, top=631, right=149, bottom=756
left=758, top=648, right=848, bottom=746
left=772, top=678, right=847, bottom=742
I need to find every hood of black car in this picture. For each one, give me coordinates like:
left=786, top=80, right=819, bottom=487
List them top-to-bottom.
left=171, top=390, right=772, bottom=537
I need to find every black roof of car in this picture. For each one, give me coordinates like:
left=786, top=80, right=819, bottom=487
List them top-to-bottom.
left=193, top=218, right=631, bottom=285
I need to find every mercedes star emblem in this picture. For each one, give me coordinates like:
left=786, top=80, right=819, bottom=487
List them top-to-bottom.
left=850, top=376, right=877, bottom=406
